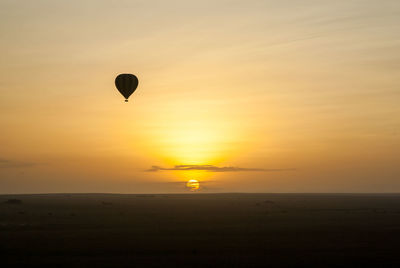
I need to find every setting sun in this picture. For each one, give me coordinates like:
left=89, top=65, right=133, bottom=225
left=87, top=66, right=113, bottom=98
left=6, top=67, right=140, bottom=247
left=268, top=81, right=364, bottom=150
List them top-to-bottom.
left=186, top=179, right=200, bottom=192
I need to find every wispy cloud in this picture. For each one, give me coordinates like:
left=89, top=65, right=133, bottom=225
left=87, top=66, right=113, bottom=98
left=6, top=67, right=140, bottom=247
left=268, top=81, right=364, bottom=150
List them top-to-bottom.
left=0, top=158, right=36, bottom=168
left=146, top=165, right=295, bottom=172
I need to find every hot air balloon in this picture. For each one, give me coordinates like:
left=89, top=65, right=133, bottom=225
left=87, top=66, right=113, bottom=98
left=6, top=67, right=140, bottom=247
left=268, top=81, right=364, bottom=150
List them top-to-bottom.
left=115, top=73, right=139, bottom=102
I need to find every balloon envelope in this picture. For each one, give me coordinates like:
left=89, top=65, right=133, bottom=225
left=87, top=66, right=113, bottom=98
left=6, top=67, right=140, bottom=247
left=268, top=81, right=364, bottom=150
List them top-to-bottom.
left=115, top=74, right=138, bottom=102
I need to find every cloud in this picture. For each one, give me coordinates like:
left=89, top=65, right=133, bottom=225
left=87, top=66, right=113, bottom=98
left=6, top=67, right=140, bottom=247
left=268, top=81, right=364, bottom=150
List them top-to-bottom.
left=0, top=158, right=36, bottom=169
left=146, top=165, right=295, bottom=172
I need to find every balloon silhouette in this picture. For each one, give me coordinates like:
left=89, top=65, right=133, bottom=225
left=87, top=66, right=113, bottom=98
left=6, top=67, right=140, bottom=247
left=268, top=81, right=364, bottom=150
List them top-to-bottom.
left=115, top=74, right=139, bottom=102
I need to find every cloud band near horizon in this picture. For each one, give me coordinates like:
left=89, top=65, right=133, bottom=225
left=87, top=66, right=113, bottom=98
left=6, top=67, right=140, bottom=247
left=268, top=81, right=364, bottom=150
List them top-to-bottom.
left=146, top=165, right=295, bottom=172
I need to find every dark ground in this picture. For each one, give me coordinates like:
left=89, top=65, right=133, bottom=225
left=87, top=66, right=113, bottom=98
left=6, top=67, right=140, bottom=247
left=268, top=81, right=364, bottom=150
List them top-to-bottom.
left=1, top=193, right=400, bottom=267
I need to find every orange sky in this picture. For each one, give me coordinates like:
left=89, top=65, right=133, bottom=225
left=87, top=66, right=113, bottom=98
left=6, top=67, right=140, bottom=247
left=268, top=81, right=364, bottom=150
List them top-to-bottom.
left=1, top=0, right=399, bottom=193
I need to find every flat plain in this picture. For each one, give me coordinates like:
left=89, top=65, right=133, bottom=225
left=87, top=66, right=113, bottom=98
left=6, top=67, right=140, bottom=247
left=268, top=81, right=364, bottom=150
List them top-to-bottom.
left=1, top=193, right=400, bottom=267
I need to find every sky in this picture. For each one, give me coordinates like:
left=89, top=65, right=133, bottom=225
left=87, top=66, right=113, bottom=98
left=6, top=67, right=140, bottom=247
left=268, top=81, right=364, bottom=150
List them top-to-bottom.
left=1, top=0, right=399, bottom=193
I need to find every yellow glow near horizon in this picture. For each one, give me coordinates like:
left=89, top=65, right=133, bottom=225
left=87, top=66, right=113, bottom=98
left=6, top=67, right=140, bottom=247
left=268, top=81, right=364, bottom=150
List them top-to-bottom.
left=138, top=110, right=245, bottom=167
left=146, top=123, right=227, bottom=181
left=162, top=126, right=221, bottom=163
left=177, top=170, right=210, bottom=181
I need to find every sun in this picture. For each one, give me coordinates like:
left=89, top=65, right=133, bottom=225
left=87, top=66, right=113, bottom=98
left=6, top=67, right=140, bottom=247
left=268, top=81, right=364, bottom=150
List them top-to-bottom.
left=186, top=179, right=200, bottom=192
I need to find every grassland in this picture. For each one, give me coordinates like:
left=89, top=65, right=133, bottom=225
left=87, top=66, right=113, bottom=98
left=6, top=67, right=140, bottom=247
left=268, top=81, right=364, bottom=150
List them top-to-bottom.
left=1, top=193, right=400, bottom=267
